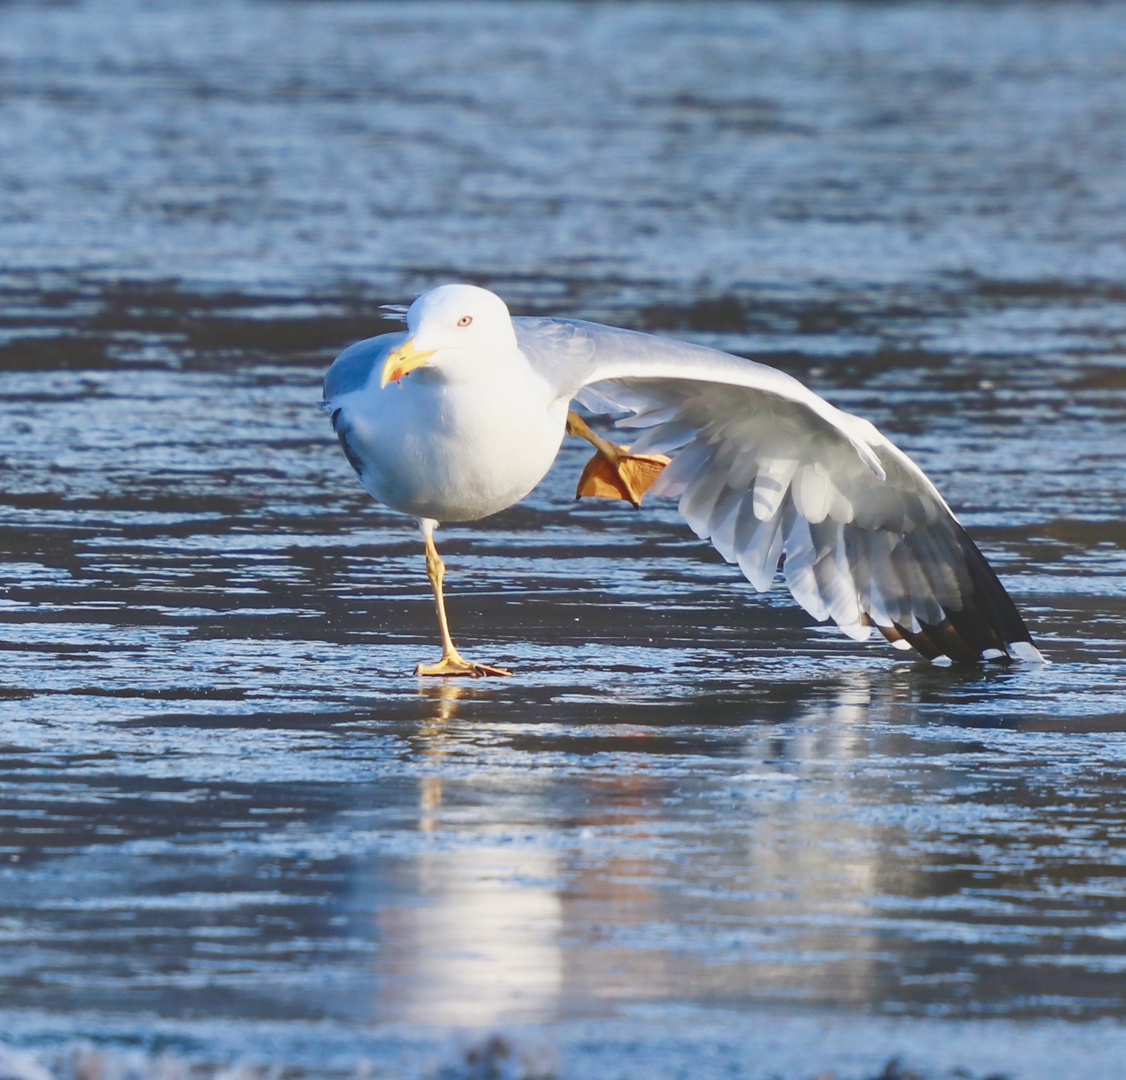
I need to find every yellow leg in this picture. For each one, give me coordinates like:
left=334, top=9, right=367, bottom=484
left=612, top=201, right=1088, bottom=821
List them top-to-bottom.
left=566, top=410, right=670, bottom=508
left=566, top=411, right=624, bottom=462
left=415, top=533, right=512, bottom=678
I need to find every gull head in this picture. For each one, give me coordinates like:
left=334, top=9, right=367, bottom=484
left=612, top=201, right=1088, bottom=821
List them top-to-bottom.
left=381, top=284, right=518, bottom=388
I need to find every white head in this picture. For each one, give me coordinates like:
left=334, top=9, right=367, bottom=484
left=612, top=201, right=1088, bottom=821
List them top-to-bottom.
left=380, top=284, right=518, bottom=388
left=408, top=284, right=515, bottom=348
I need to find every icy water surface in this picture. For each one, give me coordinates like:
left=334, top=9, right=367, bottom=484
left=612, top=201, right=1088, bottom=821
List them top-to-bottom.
left=2, top=2, right=1126, bottom=1078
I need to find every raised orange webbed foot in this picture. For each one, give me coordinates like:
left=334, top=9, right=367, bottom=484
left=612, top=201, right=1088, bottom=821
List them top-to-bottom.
left=575, top=447, right=671, bottom=507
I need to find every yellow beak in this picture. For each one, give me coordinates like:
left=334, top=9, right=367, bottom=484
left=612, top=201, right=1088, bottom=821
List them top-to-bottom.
left=380, top=339, right=435, bottom=388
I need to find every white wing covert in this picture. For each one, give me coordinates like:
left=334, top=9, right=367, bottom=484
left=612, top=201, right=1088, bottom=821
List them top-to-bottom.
left=515, top=317, right=1041, bottom=664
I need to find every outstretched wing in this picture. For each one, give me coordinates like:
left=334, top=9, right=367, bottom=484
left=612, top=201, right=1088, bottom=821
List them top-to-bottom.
left=514, top=316, right=1042, bottom=664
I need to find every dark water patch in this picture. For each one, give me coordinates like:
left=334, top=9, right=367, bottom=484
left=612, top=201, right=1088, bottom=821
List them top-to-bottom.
left=0, top=280, right=394, bottom=373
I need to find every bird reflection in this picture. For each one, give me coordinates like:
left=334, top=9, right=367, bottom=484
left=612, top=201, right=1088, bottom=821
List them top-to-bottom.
left=384, top=668, right=971, bottom=1024
left=370, top=681, right=563, bottom=1026
left=415, top=683, right=467, bottom=833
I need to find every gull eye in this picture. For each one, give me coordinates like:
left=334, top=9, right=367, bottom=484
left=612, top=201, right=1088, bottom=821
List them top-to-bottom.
left=457, top=315, right=473, bottom=327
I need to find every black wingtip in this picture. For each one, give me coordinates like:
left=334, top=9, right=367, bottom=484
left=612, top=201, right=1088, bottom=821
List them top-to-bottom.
left=883, top=524, right=1040, bottom=665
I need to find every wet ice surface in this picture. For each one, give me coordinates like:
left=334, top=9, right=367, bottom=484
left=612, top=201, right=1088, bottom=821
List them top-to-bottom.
left=2, top=2, right=1126, bottom=1078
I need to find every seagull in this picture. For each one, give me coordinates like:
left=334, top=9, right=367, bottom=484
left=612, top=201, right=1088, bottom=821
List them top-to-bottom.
left=323, top=283, right=1043, bottom=677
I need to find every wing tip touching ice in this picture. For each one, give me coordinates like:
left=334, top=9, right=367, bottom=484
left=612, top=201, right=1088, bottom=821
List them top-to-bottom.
left=867, top=521, right=1043, bottom=665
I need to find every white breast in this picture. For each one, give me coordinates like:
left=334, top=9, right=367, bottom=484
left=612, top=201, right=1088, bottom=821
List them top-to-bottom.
left=336, top=364, right=567, bottom=523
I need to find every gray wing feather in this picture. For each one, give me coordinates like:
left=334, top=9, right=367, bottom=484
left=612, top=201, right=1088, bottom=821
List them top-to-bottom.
left=513, top=316, right=598, bottom=398
left=516, top=316, right=1040, bottom=663
left=322, top=331, right=405, bottom=402
left=323, top=331, right=407, bottom=483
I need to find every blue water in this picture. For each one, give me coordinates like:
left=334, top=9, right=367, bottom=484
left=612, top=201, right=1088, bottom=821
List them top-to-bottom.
left=1, top=2, right=1126, bottom=1077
